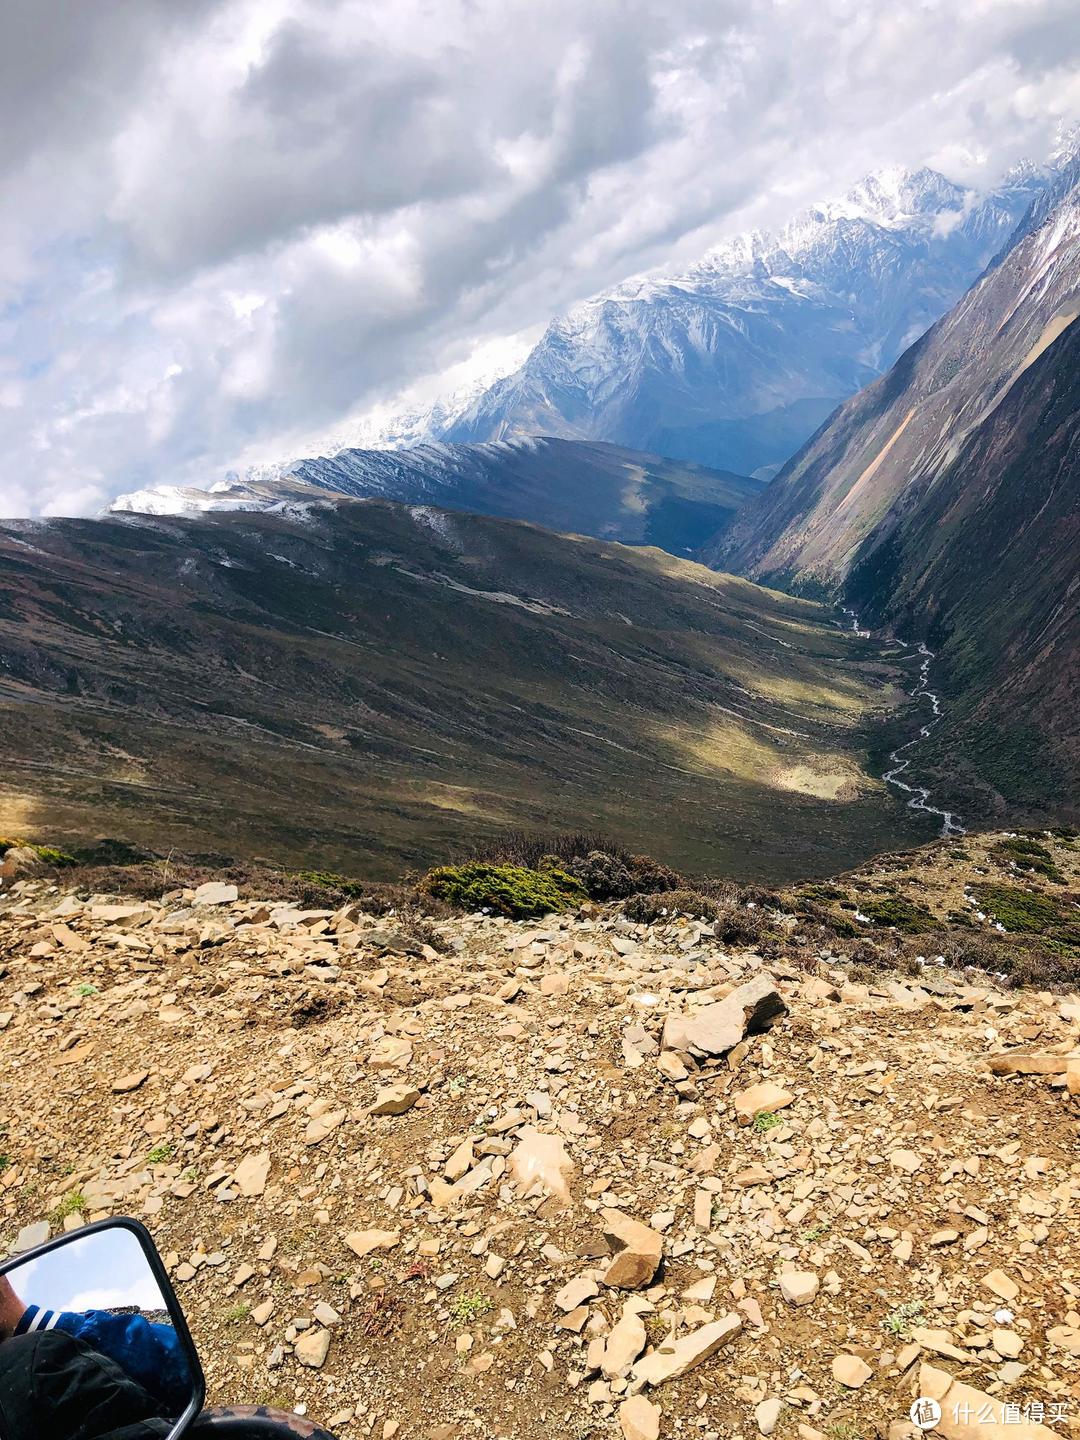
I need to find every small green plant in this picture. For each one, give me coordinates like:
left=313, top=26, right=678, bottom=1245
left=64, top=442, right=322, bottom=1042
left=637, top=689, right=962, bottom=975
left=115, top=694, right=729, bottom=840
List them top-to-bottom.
left=421, top=862, right=586, bottom=919
left=972, top=883, right=1079, bottom=944
left=76, top=983, right=98, bottom=998
left=448, top=1076, right=468, bottom=1097
left=753, top=1110, right=783, bottom=1133
left=147, top=1143, right=175, bottom=1164
left=0, top=1156, right=10, bottom=1175
left=48, top=1190, right=87, bottom=1225
left=800, top=1220, right=831, bottom=1242
left=448, top=1290, right=494, bottom=1325
left=882, top=1299, right=924, bottom=1337
left=223, top=1302, right=250, bottom=1324
left=826, top=1422, right=862, bottom=1440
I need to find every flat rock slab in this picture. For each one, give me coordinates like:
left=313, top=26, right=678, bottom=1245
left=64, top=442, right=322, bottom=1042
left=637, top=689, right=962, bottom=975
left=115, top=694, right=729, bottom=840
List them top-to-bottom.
left=193, top=882, right=239, bottom=906
left=733, top=1080, right=794, bottom=1125
left=369, top=1085, right=420, bottom=1116
left=509, top=1128, right=575, bottom=1207
left=232, top=1151, right=271, bottom=1198
left=343, top=1228, right=400, bottom=1258
left=631, top=1312, right=742, bottom=1386
left=919, top=1363, right=1065, bottom=1440
left=619, top=1395, right=661, bottom=1440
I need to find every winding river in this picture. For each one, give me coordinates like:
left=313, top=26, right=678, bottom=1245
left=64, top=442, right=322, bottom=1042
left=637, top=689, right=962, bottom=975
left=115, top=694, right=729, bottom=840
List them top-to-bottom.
left=840, top=607, right=966, bottom=838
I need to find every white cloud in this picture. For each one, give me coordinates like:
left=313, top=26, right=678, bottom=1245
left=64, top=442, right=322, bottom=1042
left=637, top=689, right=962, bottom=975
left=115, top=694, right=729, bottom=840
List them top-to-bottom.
left=0, top=0, right=1077, bottom=515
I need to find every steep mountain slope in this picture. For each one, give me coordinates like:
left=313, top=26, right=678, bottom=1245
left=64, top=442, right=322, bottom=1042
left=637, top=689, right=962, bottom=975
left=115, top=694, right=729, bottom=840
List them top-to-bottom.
left=437, top=166, right=1046, bottom=473
left=717, top=171, right=1080, bottom=815
left=110, top=439, right=764, bottom=556
left=0, top=500, right=921, bottom=880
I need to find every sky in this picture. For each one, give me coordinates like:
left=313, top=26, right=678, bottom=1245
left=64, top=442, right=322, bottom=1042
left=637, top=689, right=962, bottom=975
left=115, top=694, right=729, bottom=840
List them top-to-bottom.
left=1, top=0, right=1078, bottom=517
left=12, top=1227, right=168, bottom=1312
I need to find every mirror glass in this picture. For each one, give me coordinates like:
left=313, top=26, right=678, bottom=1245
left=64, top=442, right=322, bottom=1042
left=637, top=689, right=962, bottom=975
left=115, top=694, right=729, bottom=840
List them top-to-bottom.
left=0, top=1222, right=201, bottom=1440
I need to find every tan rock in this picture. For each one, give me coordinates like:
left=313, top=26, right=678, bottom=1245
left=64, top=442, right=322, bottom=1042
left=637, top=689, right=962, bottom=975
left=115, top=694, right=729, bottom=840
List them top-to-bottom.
left=193, top=881, right=239, bottom=905
left=680, top=975, right=786, bottom=1057
left=987, top=1052, right=1077, bottom=1075
left=112, top=1069, right=149, bottom=1093
left=733, top=1081, right=794, bottom=1126
left=369, top=1085, right=420, bottom=1116
left=305, top=1107, right=346, bottom=1144
left=509, top=1127, right=575, bottom=1207
left=889, top=1148, right=923, bottom=1174
left=232, top=1151, right=271, bottom=1198
left=600, top=1209, right=663, bottom=1289
left=343, top=1228, right=400, bottom=1258
left=981, top=1268, right=1019, bottom=1302
left=779, top=1271, right=819, bottom=1306
left=554, top=1275, right=599, bottom=1312
left=601, top=1307, right=647, bottom=1378
left=631, top=1312, right=742, bottom=1386
left=1046, top=1324, right=1080, bottom=1355
left=294, top=1328, right=331, bottom=1369
left=992, top=1328, right=1023, bottom=1359
left=832, top=1353, right=872, bottom=1388
left=917, top=1363, right=1063, bottom=1440
left=619, top=1395, right=660, bottom=1440
left=757, top=1398, right=783, bottom=1436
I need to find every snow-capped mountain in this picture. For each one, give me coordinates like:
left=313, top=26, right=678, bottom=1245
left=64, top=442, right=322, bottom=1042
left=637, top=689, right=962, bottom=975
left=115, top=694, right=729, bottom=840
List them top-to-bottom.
left=436, top=164, right=1052, bottom=475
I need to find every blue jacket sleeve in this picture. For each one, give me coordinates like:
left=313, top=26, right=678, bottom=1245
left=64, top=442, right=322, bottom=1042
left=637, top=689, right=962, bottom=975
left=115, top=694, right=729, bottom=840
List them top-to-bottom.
left=15, top=1304, right=191, bottom=1413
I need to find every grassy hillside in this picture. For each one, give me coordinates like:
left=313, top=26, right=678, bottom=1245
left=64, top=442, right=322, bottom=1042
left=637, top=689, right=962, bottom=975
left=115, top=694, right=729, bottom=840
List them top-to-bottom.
left=0, top=499, right=921, bottom=880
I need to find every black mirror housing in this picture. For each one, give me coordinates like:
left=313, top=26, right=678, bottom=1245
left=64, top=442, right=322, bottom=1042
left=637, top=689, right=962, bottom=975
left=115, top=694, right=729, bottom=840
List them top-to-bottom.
left=0, top=1216, right=206, bottom=1440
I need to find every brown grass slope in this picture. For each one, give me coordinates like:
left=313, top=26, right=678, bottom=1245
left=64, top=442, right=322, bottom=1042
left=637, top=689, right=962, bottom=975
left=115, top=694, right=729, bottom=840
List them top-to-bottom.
left=0, top=500, right=919, bottom=882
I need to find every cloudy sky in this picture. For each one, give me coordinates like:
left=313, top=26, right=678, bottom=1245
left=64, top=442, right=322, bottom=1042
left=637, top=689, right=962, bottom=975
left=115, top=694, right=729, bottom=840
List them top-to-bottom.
left=1, top=0, right=1078, bottom=517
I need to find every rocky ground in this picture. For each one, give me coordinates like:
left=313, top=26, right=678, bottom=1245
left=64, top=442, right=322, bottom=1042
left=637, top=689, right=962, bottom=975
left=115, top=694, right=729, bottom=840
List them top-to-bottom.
left=0, top=833, right=1078, bottom=1440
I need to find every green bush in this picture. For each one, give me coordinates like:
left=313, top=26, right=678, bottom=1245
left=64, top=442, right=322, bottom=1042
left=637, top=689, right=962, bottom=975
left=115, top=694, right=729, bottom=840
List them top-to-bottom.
left=469, top=833, right=683, bottom=899
left=991, top=837, right=1064, bottom=882
left=33, top=845, right=77, bottom=868
left=420, top=862, right=586, bottom=918
left=971, top=883, right=1080, bottom=945
left=860, top=895, right=941, bottom=933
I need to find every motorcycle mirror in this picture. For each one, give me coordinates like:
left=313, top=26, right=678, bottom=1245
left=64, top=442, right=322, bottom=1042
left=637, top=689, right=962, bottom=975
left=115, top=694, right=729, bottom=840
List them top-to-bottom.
left=0, top=1216, right=205, bottom=1440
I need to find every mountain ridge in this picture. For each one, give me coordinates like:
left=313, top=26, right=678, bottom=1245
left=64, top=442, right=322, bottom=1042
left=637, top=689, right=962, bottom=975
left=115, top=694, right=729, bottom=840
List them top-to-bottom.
left=713, top=171, right=1080, bottom=819
left=109, top=439, right=764, bottom=557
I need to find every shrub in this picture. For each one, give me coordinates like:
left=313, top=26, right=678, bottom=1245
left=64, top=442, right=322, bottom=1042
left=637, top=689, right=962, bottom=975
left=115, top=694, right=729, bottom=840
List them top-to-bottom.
left=467, top=830, right=628, bottom=870
left=470, top=832, right=683, bottom=899
left=992, top=837, right=1064, bottom=883
left=563, top=850, right=636, bottom=900
left=420, top=862, right=586, bottom=918
left=971, top=883, right=1080, bottom=944
left=623, top=889, right=721, bottom=923
left=860, top=895, right=941, bottom=933
left=713, top=903, right=770, bottom=946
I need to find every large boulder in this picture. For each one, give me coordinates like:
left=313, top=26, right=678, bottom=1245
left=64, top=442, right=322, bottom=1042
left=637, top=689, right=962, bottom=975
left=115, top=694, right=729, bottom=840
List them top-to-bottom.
left=0, top=846, right=47, bottom=882
left=680, top=975, right=787, bottom=1057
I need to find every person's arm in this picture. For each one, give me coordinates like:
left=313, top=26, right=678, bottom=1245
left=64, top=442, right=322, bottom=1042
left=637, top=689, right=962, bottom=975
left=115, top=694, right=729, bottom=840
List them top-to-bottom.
left=0, top=1275, right=25, bottom=1339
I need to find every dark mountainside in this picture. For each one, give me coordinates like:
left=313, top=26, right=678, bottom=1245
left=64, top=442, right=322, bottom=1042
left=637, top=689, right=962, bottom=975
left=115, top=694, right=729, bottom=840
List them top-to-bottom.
left=713, top=174, right=1080, bottom=821
left=110, top=439, right=764, bottom=559
left=0, top=500, right=921, bottom=881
